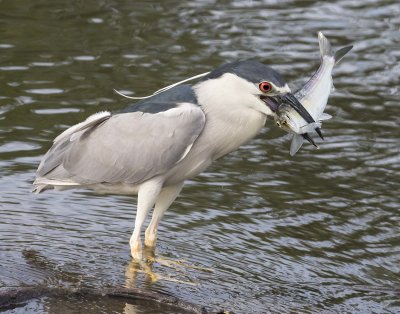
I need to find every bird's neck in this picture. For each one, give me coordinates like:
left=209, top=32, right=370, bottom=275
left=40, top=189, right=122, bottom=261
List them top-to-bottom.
left=194, top=81, right=267, bottom=160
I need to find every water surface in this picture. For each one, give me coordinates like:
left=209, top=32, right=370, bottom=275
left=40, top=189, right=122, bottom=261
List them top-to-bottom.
left=1, top=0, right=399, bottom=313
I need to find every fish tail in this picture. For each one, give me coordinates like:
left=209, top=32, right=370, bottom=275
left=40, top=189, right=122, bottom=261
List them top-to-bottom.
left=318, top=32, right=353, bottom=64
left=318, top=32, right=333, bottom=58
left=334, top=45, right=353, bottom=65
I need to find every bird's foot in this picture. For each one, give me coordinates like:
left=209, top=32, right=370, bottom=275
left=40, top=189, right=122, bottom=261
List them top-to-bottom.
left=144, top=228, right=157, bottom=248
left=144, top=238, right=157, bottom=248
left=130, top=240, right=143, bottom=261
left=130, top=249, right=142, bottom=261
left=125, top=255, right=197, bottom=286
left=125, top=258, right=159, bottom=285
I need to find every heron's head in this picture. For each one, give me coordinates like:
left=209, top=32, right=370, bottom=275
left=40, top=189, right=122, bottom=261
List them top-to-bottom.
left=194, top=60, right=313, bottom=123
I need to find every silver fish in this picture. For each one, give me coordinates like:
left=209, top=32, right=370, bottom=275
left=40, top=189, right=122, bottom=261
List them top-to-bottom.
left=275, top=32, right=353, bottom=156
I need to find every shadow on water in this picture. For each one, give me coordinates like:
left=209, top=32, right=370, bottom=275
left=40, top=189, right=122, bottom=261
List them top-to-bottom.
left=1, top=0, right=400, bottom=313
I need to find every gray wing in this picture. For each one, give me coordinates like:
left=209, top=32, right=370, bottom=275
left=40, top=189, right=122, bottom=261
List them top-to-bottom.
left=37, top=102, right=205, bottom=185
left=36, top=111, right=111, bottom=179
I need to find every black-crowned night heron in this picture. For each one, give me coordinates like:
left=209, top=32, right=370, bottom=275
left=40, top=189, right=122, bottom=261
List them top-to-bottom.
left=33, top=60, right=314, bottom=260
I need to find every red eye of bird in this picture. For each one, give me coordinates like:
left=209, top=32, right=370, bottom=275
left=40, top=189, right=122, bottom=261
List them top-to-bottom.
left=259, top=81, right=272, bottom=93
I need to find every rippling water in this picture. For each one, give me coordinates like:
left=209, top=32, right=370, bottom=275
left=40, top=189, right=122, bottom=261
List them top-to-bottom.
left=1, top=0, right=399, bottom=313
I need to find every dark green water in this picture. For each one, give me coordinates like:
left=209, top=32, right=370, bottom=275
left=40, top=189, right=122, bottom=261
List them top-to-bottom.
left=1, top=0, right=399, bottom=313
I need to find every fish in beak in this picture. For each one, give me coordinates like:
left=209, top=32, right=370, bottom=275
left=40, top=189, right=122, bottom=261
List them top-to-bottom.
left=274, top=32, right=353, bottom=156
left=262, top=92, right=324, bottom=145
left=279, top=93, right=324, bottom=140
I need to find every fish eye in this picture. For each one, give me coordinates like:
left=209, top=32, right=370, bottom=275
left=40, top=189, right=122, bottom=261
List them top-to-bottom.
left=259, top=81, right=272, bottom=93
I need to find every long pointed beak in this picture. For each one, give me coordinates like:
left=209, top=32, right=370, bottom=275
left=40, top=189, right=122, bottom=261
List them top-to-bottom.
left=281, top=93, right=324, bottom=140
left=281, top=93, right=314, bottom=124
left=302, top=133, right=319, bottom=148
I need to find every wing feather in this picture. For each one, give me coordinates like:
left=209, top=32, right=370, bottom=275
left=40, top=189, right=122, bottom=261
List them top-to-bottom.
left=36, top=102, right=205, bottom=185
left=36, top=111, right=111, bottom=177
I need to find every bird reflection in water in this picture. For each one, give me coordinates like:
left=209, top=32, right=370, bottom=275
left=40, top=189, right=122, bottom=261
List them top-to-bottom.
left=125, top=248, right=212, bottom=287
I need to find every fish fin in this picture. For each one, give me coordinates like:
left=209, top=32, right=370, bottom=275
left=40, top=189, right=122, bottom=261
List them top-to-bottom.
left=318, top=32, right=333, bottom=57
left=334, top=45, right=353, bottom=65
left=319, top=113, right=332, bottom=121
left=299, top=122, right=321, bottom=133
left=301, top=122, right=325, bottom=140
left=302, top=133, right=319, bottom=149
left=290, top=134, right=304, bottom=156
